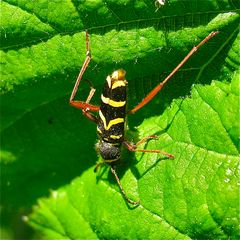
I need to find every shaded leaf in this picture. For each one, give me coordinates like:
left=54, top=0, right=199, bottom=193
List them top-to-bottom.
left=1, top=0, right=239, bottom=239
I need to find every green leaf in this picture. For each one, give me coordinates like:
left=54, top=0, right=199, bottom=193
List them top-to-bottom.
left=1, top=0, right=239, bottom=239
left=27, top=74, right=239, bottom=239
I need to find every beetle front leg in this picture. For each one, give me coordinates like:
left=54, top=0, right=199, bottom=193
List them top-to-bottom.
left=123, top=136, right=174, bottom=159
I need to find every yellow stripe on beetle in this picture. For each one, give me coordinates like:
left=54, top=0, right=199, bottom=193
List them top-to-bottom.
left=111, top=69, right=126, bottom=80
left=106, top=76, right=112, bottom=88
left=112, top=80, right=127, bottom=89
left=101, top=95, right=126, bottom=107
left=99, top=110, right=124, bottom=130
left=97, top=126, right=102, bottom=134
left=110, top=135, right=122, bottom=139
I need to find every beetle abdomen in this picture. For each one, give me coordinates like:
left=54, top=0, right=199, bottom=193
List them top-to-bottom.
left=97, top=69, right=127, bottom=144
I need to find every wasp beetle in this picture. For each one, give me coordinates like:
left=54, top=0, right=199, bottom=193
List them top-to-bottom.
left=70, top=31, right=218, bottom=205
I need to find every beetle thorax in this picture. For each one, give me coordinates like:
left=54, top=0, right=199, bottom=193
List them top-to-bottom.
left=96, top=140, right=121, bottom=162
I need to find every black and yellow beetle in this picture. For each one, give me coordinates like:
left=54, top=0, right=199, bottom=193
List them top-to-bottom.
left=69, top=31, right=218, bottom=205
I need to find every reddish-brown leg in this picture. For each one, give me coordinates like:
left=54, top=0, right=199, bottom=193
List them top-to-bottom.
left=69, top=31, right=100, bottom=122
left=129, top=31, right=219, bottom=114
left=123, top=136, right=174, bottom=159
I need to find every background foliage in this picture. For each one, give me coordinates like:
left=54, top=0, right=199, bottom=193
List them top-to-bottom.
left=1, top=0, right=239, bottom=239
